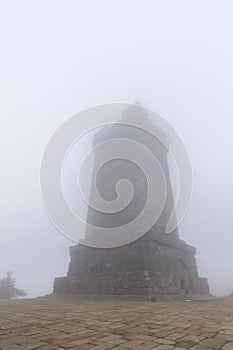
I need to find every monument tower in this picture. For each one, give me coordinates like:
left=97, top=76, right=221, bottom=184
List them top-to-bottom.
left=54, top=105, right=209, bottom=298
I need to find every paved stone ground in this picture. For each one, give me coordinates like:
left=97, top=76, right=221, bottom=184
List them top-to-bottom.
left=0, top=297, right=233, bottom=350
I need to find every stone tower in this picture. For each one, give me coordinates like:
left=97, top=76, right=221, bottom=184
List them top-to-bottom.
left=54, top=105, right=209, bottom=298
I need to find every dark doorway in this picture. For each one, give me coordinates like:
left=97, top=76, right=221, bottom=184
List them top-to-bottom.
left=180, top=279, right=186, bottom=290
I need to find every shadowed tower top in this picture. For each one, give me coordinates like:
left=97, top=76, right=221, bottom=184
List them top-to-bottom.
left=82, top=104, right=179, bottom=245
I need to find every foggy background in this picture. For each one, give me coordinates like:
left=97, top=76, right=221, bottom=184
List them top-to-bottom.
left=0, top=1, right=233, bottom=297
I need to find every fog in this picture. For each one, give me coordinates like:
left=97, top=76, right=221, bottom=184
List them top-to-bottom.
left=0, top=1, right=233, bottom=297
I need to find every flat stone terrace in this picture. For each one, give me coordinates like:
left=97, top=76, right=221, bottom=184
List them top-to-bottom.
left=0, top=296, right=233, bottom=350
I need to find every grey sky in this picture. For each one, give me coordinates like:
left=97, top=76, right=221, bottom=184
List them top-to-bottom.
left=0, top=1, right=233, bottom=297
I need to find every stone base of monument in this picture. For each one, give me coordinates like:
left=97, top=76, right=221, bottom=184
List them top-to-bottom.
left=53, top=233, right=210, bottom=299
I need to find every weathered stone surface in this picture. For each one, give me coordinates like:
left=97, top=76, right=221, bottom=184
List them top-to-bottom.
left=54, top=234, right=209, bottom=297
left=0, top=297, right=233, bottom=349
left=223, top=342, right=233, bottom=349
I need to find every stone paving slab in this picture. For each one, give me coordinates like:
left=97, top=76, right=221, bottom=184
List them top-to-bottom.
left=0, top=297, right=233, bottom=349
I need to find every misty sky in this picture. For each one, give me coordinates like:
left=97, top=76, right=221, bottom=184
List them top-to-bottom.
left=0, top=1, right=233, bottom=297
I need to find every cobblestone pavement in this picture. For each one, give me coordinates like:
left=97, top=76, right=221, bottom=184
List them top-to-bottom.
left=1, top=297, right=233, bottom=350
